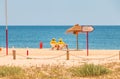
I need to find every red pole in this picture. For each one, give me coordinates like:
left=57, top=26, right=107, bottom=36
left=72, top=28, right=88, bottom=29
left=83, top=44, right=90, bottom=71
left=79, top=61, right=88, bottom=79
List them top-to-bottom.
left=5, top=0, right=8, bottom=55
left=6, top=29, right=8, bottom=55
left=86, top=32, right=89, bottom=56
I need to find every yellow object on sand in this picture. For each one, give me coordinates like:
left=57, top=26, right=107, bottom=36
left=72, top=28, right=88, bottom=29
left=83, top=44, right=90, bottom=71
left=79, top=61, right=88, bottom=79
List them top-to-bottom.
left=50, top=38, right=58, bottom=50
left=50, top=38, right=57, bottom=44
left=50, top=38, right=67, bottom=50
left=58, top=38, right=66, bottom=49
left=58, top=38, right=65, bottom=44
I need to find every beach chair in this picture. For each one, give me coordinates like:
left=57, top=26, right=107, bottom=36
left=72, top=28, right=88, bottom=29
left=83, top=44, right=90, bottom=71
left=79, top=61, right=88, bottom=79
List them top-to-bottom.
left=50, top=38, right=58, bottom=50
left=58, top=38, right=67, bottom=50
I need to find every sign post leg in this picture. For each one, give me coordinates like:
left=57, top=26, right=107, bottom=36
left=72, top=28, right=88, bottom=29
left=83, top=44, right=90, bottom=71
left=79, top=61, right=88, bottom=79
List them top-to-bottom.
left=6, top=29, right=8, bottom=55
left=86, top=32, right=89, bottom=56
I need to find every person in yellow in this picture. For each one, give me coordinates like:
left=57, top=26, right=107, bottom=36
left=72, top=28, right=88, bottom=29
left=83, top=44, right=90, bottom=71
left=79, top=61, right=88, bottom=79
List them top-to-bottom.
left=50, top=38, right=58, bottom=50
left=58, top=38, right=66, bottom=50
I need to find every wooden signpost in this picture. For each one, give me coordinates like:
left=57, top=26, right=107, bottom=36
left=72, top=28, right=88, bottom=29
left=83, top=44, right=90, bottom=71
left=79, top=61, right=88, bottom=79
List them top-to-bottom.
left=82, top=26, right=94, bottom=56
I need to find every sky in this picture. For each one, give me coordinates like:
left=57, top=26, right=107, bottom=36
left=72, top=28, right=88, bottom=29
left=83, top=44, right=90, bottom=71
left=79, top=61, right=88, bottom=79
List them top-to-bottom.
left=0, top=0, right=120, bottom=25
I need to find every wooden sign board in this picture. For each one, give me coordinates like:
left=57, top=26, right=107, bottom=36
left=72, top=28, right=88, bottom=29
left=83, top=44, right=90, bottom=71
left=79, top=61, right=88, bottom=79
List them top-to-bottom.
left=82, top=26, right=94, bottom=32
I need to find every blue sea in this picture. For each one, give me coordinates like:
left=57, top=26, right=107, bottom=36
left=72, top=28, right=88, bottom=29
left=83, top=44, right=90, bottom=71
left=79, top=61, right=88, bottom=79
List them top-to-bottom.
left=0, top=25, right=120, bottom=49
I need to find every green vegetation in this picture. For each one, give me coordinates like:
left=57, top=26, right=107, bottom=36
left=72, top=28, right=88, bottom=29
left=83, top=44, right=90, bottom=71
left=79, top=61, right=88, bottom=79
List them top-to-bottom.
left=0, top=62, right=120, bottom=79
left=69, top=64, right=110, bottom=77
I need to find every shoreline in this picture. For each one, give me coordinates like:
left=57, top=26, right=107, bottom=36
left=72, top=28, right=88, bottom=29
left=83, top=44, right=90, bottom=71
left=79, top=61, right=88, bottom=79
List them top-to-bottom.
left=1, top=46, right=120, bottom=49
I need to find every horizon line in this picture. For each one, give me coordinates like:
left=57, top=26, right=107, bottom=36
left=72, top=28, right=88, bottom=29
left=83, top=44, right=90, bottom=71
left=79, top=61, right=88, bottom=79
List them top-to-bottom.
left=0, top=24, right=120, bottom=26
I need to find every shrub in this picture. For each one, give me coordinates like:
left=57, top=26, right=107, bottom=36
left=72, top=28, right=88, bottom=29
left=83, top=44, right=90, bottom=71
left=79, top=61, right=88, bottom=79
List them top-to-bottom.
left=69, top=64, right=110, bottom=77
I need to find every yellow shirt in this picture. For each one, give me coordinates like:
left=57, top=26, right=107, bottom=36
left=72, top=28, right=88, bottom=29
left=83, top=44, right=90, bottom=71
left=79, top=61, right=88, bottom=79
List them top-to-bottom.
left=50, top=40, right=57, bottom=44
left=58, top=41, right=65, bottom=44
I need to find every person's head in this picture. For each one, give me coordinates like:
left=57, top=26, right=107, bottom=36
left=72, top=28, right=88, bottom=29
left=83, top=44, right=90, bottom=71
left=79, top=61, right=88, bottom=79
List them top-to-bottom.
left=52, top=38, right=56, bottom=41
left=59, top=38, right=63, bottom=42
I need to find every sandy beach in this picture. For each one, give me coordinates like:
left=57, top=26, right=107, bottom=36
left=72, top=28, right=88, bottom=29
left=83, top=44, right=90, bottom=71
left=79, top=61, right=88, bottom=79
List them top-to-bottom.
left=0, top=48, right=120, bottom=67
